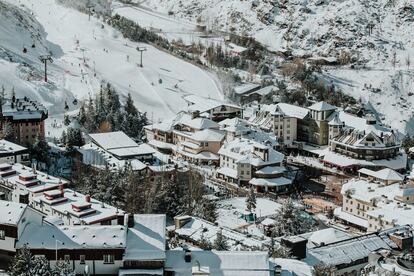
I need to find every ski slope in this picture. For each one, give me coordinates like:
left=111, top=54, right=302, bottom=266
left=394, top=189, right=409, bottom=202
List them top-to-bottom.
left=1, top=0, right=223, bottom=126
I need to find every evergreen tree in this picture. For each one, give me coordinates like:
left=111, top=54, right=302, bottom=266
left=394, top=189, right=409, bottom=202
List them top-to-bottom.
left=125, top=93, right=138, bottom=116
left=78, top=104, right=87, bottom=126
left=63, top=114, right=71, bottom=126
left=1, top=120, right=15, bottom=142
left=65, top=127, right=84, bottom=147
left=31, top=135, right=51, bottom=165
left=246, top=187, right=257, bottom=214
left=272, top=198, right=313, bottom=237
left=201, top=200, right=218, bottom=222
left=213, top=229, right=230, bottom=250
left=199, top=232, right=213, bottom=250
left=8, top=245, right=52, bottom=276
left=53, top=259, right=75, bottom=276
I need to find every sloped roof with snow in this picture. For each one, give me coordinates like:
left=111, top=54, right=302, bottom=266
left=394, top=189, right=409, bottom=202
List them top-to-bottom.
left=233, top=83, right=261, bottom=95
left=184, top=95, right=241, bottom=113
left=308, top=101, right=337, bottom=111
left=276, top=103, right=309, bottom=119
left=190, top=129, right=225, bottom=142
left=90, top=131, right=138, bottom=150
left=218, top=138, right=284, bottom=166
left=0, top=139, right=27, bottom=154
left=358, top=168, right=404, bottom=182
left=249, top=177, right=293, bottom=187
left=0, top=200, right=27, bottom=225
left=125, top=214, right=166, bottom=261
left=18, top=222, right=127, bottom=250
left=307, top=233, right=392, bottom=267
left=166, top=250, right=271, bottom=276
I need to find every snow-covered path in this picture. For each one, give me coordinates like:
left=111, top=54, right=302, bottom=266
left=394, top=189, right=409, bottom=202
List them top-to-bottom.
left=4, top=0, right=223, bottom=122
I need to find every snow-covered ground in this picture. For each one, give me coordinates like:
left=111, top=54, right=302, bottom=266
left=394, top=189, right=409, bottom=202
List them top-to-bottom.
left=1, top=0, right=223, bottom=136
left=139, top=0, right=414, bottom=134
left=217, top=197, right=281, bottom=230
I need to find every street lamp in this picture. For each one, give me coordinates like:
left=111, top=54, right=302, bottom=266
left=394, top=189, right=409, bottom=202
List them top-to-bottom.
left=55, top=239, right=64, bottom=263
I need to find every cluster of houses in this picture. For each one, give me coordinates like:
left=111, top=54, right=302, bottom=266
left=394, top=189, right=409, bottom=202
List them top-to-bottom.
left=1, top=92, right=414, bottom=275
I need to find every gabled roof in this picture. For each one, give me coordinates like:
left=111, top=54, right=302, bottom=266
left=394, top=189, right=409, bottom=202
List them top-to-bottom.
left=308, top=101, right=336, bottom=111
left=275, top=103, right=309, bottom=119
left=89, top=131, right=138, bottom=150
left=358, top=168, right=404, bottom=182
left=0, top=200, right=27, bottom=225
left=125, top=214, right=166, bottom=261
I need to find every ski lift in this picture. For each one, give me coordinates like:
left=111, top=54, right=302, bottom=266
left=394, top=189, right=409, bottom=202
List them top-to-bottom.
left=22, top=47, right=27, bottom=54
left=72, top=98, right=78, bottom=105
left=64, top=101, right=69, bottom=111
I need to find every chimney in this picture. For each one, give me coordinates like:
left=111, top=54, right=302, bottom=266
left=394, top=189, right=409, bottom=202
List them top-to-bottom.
left=85, top=194, right=91, bottom=203
left=127, top=213, right=135, bottom=228
left=174, top=215, right=192, bottom=229
left=389, top=230, right=413, bottom=251
left=281, top=236, right=308, bottom=259
left=185, top=250, right=192, bottom=263
left=274, top=265, right=282, bottom=276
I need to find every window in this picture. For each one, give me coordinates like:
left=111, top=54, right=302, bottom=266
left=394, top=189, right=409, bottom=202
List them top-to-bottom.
left=205, top=142, right=208, bottom=146
left=241, top=171, right=244, bottom=175
left=0, top=230, right=5, bottom=240
left=103, top=254, right=114, bottom=264
left=80, top=255, right=86, bottom=264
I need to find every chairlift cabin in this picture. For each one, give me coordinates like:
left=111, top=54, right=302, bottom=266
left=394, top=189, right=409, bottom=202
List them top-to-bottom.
left=22, top=47, right=27, bottom=53
left=72, top=98, right=78, bottom=105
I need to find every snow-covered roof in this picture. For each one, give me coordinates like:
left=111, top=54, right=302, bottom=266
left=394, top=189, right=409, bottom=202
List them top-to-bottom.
left=233, top=83, right=261, bottom=95
left=184, top=95, right=241, bottom=114
left=2, top=98, right=47, bottom=121
left=308, top=101, right=336, bottom=111
left=275, top=103, right=309, bottom=119
left=329, top=111, right=395, bottom=137
left=190, top=129, right=225, bottom=142
left=89, top=131, right=139, bottom=151
left=218, top=138, right=284, bottom=167
left=0, top=139, right=27, bottom=154
left=79, top=142, right=148, bottom=171
left=108, top=143, right=155, bottom=157
left=176, top=147, right=219, bottom=161
left=322, top=149, right=407, bottom=170
left=0, top=163, right=68, bottom=195
left=255, top=166, right=286, bottom=175
left=216, top=167, right=238, bottom=179
left=358, top=168, right=404, bottom=182
left=249, top=177, right=293, bottom=187
left=341, top=179, right=403, bottom=203
left=33, top=188, right=125, bottom=225
left=0, top=200, right=27, bottom=225
left=366, top=201, right=414, bottom=226
left=334, top=207, right=369, bottom=229
left=125, top=214, right=166, bottom=261
left=175, top=217, right=269, bottom=249
left=261, top=218, right=276, bottom=226
left=18, top=222, right=127, bottom=250
left=295, top=228, right=353, bottom=249
left=307, top=232, right=393, bottom=267
left=165, top=250, right=271, bottom=276
left=272, top=258, right=313, bottom=276
left=119, top=269, right=163, bottom=276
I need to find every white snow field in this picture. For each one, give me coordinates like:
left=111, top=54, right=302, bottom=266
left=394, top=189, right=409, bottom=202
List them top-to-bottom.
left=0, top=0, right=223, bottom=128
left=137, top=0, right=414, bottom=134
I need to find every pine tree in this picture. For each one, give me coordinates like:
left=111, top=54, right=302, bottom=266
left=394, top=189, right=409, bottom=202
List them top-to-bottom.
left=125, top=93, right=138, bottom=116
left=78, top=104, right=87, bottom=126
left=63, top=114, right=71, bottom=126
left=65, top=127, right=84, bottom=147
left=31, top=135, right=51, bottom=165
left=246, top=187, right=257, bottom=214
left=272, top=199, right=313, bottom=237
left=201, top=200, right=218, bottom=222
left=213, top=229, right=230, bottom=250
left=199, top=232, right=213, bottom=250
left=8, top=245, right=52, bottom=276
left=53, top=259, right=75, bottom=276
